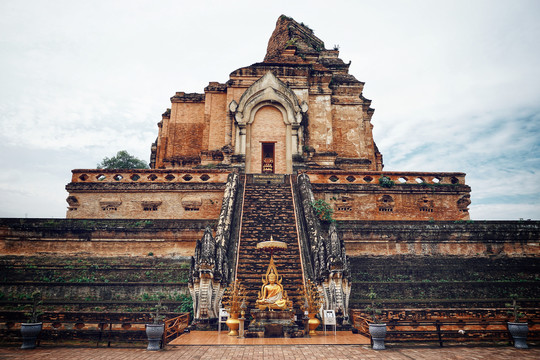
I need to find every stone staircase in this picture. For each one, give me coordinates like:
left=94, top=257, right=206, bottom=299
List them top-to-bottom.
left=236, top=175, right=305, bottom=312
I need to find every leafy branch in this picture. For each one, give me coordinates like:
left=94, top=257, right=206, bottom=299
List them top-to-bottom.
left=378, top=176, right=395, bottom=188
left=311, top=199, right=334, bottom=222
left=366, top=288, right=383, bottom=324
left=25, top=291, right=43, bottom=323
left=506, top=294, right=525, bottom=323
left=150, top=298, right=168, bottom=324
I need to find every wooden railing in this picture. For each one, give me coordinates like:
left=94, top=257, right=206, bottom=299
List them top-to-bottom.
left=351, top=308, right=540, bottom=346
left=0, top=311, right=190, bottom=348
left=351, top=312, right=372, bottom=336
left=163, top=313, right=190, bottom=344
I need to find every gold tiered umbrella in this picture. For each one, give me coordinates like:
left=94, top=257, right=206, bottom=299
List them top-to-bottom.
left=256, top=235, right=287, bottom=254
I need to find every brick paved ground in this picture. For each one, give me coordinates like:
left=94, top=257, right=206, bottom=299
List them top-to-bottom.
left=0, top=345, right=538, bottom=360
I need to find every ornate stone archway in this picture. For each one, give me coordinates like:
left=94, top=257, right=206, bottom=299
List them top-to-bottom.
left=229, top=71, right=308, bottom=173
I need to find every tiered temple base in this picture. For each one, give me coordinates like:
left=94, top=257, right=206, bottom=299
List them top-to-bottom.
left=246, top=310, right=302, bottom=338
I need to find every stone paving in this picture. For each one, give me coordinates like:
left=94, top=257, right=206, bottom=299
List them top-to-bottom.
left=0, top=345, right=538, bottom=360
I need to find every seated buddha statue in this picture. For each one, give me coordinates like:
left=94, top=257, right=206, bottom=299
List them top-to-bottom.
left=256, top=271, right=289, bottom=311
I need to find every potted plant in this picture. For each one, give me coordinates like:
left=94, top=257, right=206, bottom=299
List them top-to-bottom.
left=366, top=288, right=386, bottom=350
left=21, top=291, right=43, bottom=349
left=506, top=294, right=528, bottom=349
left=146, top=298, right=168, bottom=351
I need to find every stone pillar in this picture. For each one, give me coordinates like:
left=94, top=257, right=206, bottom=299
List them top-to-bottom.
left=291, top=125, right=299, bottom=155
left=239, top=126, right=246, bottom=155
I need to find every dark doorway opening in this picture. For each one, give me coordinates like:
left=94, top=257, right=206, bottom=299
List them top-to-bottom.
left=261, top=143, right=275, bottom=173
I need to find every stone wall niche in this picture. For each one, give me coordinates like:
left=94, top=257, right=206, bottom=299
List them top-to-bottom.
left=230, top=71, right=307, bottom=174
left=141, top=200, right=162, bottom=212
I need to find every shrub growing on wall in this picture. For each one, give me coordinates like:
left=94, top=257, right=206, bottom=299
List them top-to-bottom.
left=97, top=150, right=149, bottom=169
left=378, top=176, right=395, bottom=188
left=311, top=199, right=334, bottom=222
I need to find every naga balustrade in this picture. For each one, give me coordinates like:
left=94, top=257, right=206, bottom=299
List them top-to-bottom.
left=71, top=169, right=229, bottom=184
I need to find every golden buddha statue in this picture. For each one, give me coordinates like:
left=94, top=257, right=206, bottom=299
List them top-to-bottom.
left=256, top=258, right=290, bottom=311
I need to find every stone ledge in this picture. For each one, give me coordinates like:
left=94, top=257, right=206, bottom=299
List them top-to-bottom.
left=66, top=182, right=226, bottom=191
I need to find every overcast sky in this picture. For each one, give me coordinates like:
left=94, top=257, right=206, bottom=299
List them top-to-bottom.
left=1, top=0, right=539, bottom=220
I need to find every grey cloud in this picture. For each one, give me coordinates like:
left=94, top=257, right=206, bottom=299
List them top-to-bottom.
left=0, top=0, right=539, bottom=219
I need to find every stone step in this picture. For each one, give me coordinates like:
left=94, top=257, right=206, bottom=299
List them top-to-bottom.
left=236, top=180, right=305, bottom=310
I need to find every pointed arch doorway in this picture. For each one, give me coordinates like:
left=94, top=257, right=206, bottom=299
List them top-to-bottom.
left=247, top=104, right=287, bottom=174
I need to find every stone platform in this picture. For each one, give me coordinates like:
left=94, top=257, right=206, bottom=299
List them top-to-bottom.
left=246, top=310, right=302, bottom=338
left=169, top=330, right=370, bottom=345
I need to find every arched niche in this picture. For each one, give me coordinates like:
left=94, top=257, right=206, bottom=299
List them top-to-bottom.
left=229, top=71, right=308, bottom=174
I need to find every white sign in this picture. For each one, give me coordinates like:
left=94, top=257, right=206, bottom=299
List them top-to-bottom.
left=218, top=308, right=230, bottom=333
left=219, top=308, right=229, bottom=322
left=324, top=310, right=336, bottom=325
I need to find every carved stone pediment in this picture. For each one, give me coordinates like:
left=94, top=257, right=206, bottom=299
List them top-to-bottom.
left=231, top=71, right=307, bottom=127
left=377, top=195, right=395, bottom=210
left=66, top=196, right=79, bottom=206
left=181, top=196, right=202, bottom=207
left=417, top=196, right=434, bottom=209
left=99, top=198, right=122, bottom=206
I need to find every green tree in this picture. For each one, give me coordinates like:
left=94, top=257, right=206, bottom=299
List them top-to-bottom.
left=97, top=150, right=149, bottom=169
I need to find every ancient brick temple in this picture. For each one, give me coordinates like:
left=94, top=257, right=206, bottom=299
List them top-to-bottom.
left=63, top=15, right=473, bottom=325
left=66, top=15, right=470, bottom=222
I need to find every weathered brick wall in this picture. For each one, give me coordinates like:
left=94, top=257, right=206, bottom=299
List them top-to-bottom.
left=264, top=15, right=325, bottom=62
left=206, top=89, right=228, bottom=151
left=153, top=92, right=206, bottom=168
left=307, top=94, right=333, bottom=153
left=168, top=101, right=205, bottom=158
left=331, top=105, right=365, bottom=158
left=65, top=169, right=228, bottom=219
left=310, top=171, right=471, bottom=221
left=316, top=188, right=468, bottom=221
left=66, top=189, right=223, bottom=220
left=0, top=219, right=214, bottom=257
left=2, top=219, right=538, bottom=258
left=1, top=220, right=538, bottom=320
left=336, top=220, right=540, bottom=257
left=0, top=255, right=191, bottom=346
left=348, top=255, right=540, bottom=310
left=0, top=282, right=190, bottom=301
